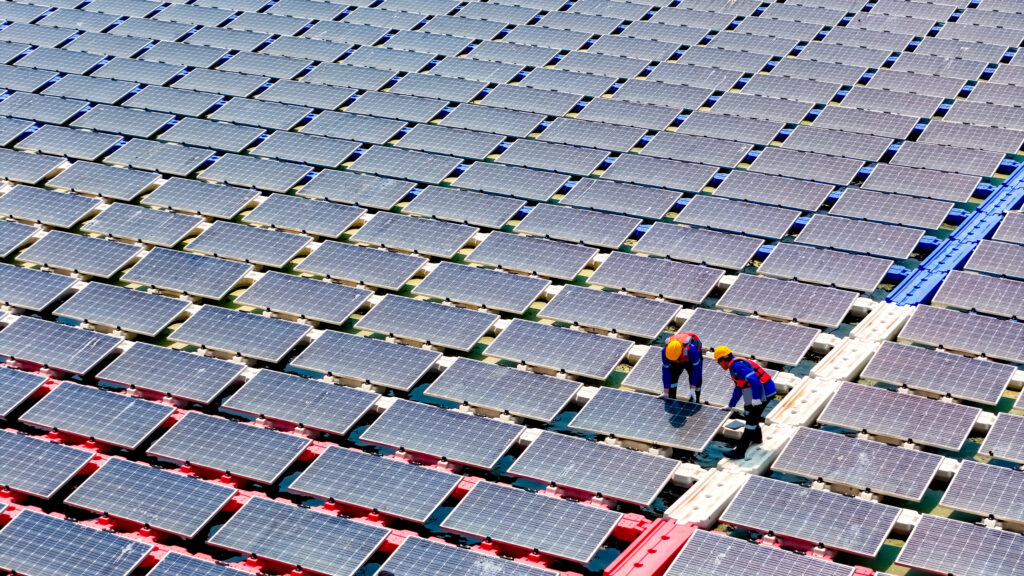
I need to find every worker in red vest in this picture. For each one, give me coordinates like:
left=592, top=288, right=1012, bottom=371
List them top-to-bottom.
left=660, top=332, right=703, bottom=401
left=715, top=346, right=776, bottom=459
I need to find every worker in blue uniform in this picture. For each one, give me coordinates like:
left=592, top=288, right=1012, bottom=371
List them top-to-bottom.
left=660, top=332, right=703, bottom=402
left=716, top=346, right=776, bottom=459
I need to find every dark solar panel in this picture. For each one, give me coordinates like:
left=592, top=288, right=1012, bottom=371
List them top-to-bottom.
left=712, top=170, right=832, bottom=212
left=244, top=195, right=365, bottom=239
left=717, top=274, right=857, bottom=328
left=356, top=294, right=496, bottom=351
left=0, top=367, right=45, bottom=418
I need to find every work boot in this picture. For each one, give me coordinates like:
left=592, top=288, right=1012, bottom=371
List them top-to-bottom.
left=751, top=426, right=763, bottom=445
left=726, top=435, right=752, bottom=459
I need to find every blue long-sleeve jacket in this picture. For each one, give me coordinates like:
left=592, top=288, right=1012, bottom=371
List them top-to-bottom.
left=661, top=341, right=702, bottom=389
left=727, top=359, right=776, bottom=408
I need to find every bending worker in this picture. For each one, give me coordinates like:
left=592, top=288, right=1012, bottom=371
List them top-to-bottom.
left=661, top=331, right=702, bottom=401
left=715, top=346, right=776, bottom=459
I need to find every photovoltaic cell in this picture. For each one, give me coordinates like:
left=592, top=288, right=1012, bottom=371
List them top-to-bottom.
left=480, top=84, right=582, bottom=117
left=249, top=132, right=360, bottom=168
left=641, top=132, right=753, bottom=168
left=497, top=139, right=610, bottom=176
left=348, top=146, right=463, bottom=184
left=0, top=149, right=67, bottom=186
left=601, top=154, right=719, bottom=192
left=46, top=161, right=160, bottom=201
left=453, top=162, right=569, bottom=202
left=299, top=169, right=415, bottom=210
left=560, top=178, right=679, bottom=220
left=0, top=185, right=100, bottom=229
left=403, top=186, right=524, bottom=229
left=830, top=188, right=951, bottom=230
left=243, top=195, right=364, bottom=239
left=675, top=196, right=798, bottom=240
left=516, top=203, right=640, bottom=249
left=351, top=211, right=477, bottom=259
left=993, top=212, right=1024, bottom=245
left=796, top=214, right=923, bottom=259
left=0, top=221, right=35, bottom=258
left=186, top=221, right=310, bottom=268
left=633, top=222, right=762, bottom=271
left=17, top=230, right=141, bottom=278
left=466, top=231, right=596, bottom=281
left=965, top=240, right=1024, bottom=281
left=297, top=241, right=425, bottom=291
left=122, top=247, right=252, bottom=300
left=413, top=261, right=549, bottom=315
left=0, top=264, right=74, bottom=313
left=933, top=270, right=1024, bottom=319
left=236, top=271, right=370, bottom=325
left=717, top=274, right=857, bottom=328
left=54, top=282, right=188, bottom=337
left=540, top=285, right=679, bottom=339
left=355, top=294, right=497, bottom=351
left=171, top=305, right=310, bottom=363
left=898, top=305, right=1024, bottom=363
left=683, top=308, right=819, bottom=366
left=0, top=316, right=121, bottom=374
left=485, top=319, right=632, bottom=380
left=290, top=330, right=440, bottom=391
left=97, top=342, right=243, bottom=404
left=425, top=357, right=580, bottom=422
left=0, top=366, right=45, bottom=418
left=223, top=369, right=377, bottom=435
left=818, top=381, right=980, bottom=451
left=20, top=382, right=172, bottom=448
left=361, top=399, right=523, bottom=468
left=979, top=413, right=1024, bottom=465
left=772, top=427, right=942, bottom=501
left=0, top=430, right=93, bottom=498
left=289, top=446, right=460, bottom=523
left=66, top=458, right=234, bottom=538
left=940, top=460, right=1024, bottom=524
left=442, top=481, right=621, bottom=563
left=209, top=497, right=389, bottom=576
left=0, top=510, right=151, bottom=576
left=897, top=515, right=1024, bottom=576
left=667, top=530, right=855, bottom=576
left=379, top=536, right=558, bottom=576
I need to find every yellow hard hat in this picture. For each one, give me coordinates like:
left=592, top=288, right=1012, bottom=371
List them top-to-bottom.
left=665, top=339, right=683, bottom=361
left=713, top=346, right=733, bottom=362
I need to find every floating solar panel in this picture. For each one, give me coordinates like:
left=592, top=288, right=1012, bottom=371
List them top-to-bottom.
left=227, top=12, right=311, bottom=36
left=420, top=15, right=505, bottom=39
left=186, top=27, right=271, bottom=52
left=385, top=31, right=473, bottom=57
left=469, top=40, right=557, bottom=67
left=139, top=41, right=229, bottom=68
left=15, top=47, right=104, bottom=75
left=555, top=51, right=648, bottom=80
left=92, top=57, right=184, bottom=85
left=302, top=62, right=393, bottom=91
left=390, top=73, right=488, bottom=103
left=41, top=74, right=137, bottom=105
left=611, top=79, right=711, bottom=111
left=257, top=80, right=354, bottom=110
left=480, top=84, right=582, bottom=117
left=122, top=86, right=221, bottom=118
left=0, top=91, right=88, bottom=127
left=347, top=91, right=444, bottom=123
left=208, top=97, right=310, bottom=131
left=440, top=104, right=544, bottom=138
left=70, top=105, right=171, bottom=140
left=305, top=110, right=405, bottom=145
left=675, top=112, right=782, bottom=147
left=0, top=117, right=31, bottom=147
left=538, top=117, right=646, bottom=153
left=160, top=118, right=265, bottom=154
left=922, top=121, right=1024, bottom=154
left=396, top=124, right=504, bottom=160
left=781, top=126, right=891, bottom=164
left=641, top=132, right=752, bottom=169
left=250, top=133, right=359, bottom=169
left=104, top=139, right=214, bottom=178
left=498, top=139, right=610, bottom=177
left=891, top=141, right=1004, bottom=178
left=348, top=146, right=462, bottom=184
left=749, top=147, right=865, bottom=186
left=0, top=149, right=66, bottom=186
left=200, top=154, right=311, bottom=194
left=602, top=155, right=719, bottom=192
left=47, top=161, right=159, bottom=202
left=453, top=162, right=568, bottom=202
left=863, top=163, right=980, bottom=203
left=299, top=170, right=414, bottom=210
left=712, top=171, right=831, bottom=212
left=558, top=179, right=675, bottom=220
left=0, top=185, right=99, bottom=229
left=403, top=186, right=522, bottom=230
left=829, top=188, right=951, bottom=230
left=244, top=196, right=362, bottom=240
left=676, top=196, right=798, bottom=240
left=81, top=203, right=200, bottom=248
left=516, top=204, right=639, bottom=249
left=994, top=212, right=1024, bottom=245
left=796, top=214, right=923, bottom=260
left=0, top=221, right=35, bottom=260
left=186, top=221, right=310, bottom=268
left=632, top=222, right=763, bottom=271
left=17, top=230, right=141, bottom=278
left=467, top=232, right=596, bottom=281
left=965, top=240, right=1024, bottom=281
left=297, top=243, right=422, bottom=294
left=122, top=247, right=252, bottom=300
left=588, top=252, right=721, bottom=305
left=413, top=261, right=548, bottom=315
left=933, top=270, right=1024, bottom=319
left=237, top=271, right=369, bottom=325
left=717, top=274, right=856, bottom=328
left=54, top=282, right=188, bottom=337
left=540, top=285, right=679, bottom=339
left=356, top=294, right=497, bottom=351
left=171, top=305, right=310, bottom=363
left=898, top=305, right=1024, bottom=363
left=684, top=308, right=819, bottom=366
left=0, top=315, right=121, bottom=374
left=486, top=319, right=631, bottom=380
left=291, top=330, right=438, bottom=392
left=98, top=342, right=242, bottom=404
left=426, top=357, right=579, bottom=422
left=0, top=365, right=44, bottom=418
left=223, top=369, right=377, bottom=436
left=21, top=381, right=172, bottom=448
left=818, top=381, right=980, bottom=451
left=569, top=387, right=728, bottom=451
left=361, top=399, right=522, bottom=468
left=149, top=411, right=309, bottom=484
left=980, top=413, right=1024, bottom=465
left=773, top=427, right=941, bottom=501
left=0, top=429, right=93, bottom=498
left=508, top=431, right=675, bottom=505
left=66, top=458, right=234, bottom=538
left=940, top=460, right=1024, bottom=524
left=721, top=475, right=899, bottom=557
left=442, top=480, right=620, bottom=563
left=210, top=497, right=388, bottom=576
left=0, top=510, right=152, bottom=576
left=898, top=514, right=1024, bottom=576
left=667, top=529, right=855, bottom=576
left=380, top=536, right=558, bottom=576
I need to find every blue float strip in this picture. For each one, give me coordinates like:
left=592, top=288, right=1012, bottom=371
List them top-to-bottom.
left=887, top=162, right=1024, bottom=304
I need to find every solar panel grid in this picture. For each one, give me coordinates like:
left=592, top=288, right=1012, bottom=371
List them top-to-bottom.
left=395, top=123, right=505, bottom=160
left=641, top=132, right=753, bottom=168
left=891, top=141, right=1004, bottom=178
left=0, top=149, right=68, bottom=186
left=47, top=161, right=160, bottom=201
left=453, top=162, right=569, bottom=202
left=0, top=185, right=100, bottom=229
left=244, top=194, right=364, bottom=238
left=676, top=195, right=799, bottom=240
left=993, top=212, right=1024, bottom=245
left=796, top=214, right=923, bottom=259
left=186, top=220, right=310, bottom=268
left=0, top=221, right=36, bottom=260
left=633, top=222, right=763, bottom=271
left=18, top=230, right=142, bottom=278
left=466, top=231, right=597, bottom=280
left=964, top=240, right=1024, bottom=280
left=122, top=247, right=252, bottom=300
left=588, top=251, right=722, bottom=304
left=235, top=271, right=371, bottom=325
left=717, top=274, right=857, bottom=328
left=540, top=284, right=680, bottom=339
left=356, top=294, right=497, bottom=351
left=899, top=304, right=1024, bottom=363
left=291, top=330, right=439, bottom=391
left=862, top=341, right=1012, bottom=405
left=98, top=342, right=243, bottom=404
left=980, top=413, right=1024, bottom=464
left=940, top=460, right=1024, bottom=523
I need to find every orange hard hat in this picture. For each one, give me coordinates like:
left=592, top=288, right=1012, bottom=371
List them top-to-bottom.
left=665, top=339, right=683, bottom=361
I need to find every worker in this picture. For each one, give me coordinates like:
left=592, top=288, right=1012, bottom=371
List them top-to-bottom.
left=661, top=332, right=703, bottom=402
left=715, top=346, right=776, bottom=459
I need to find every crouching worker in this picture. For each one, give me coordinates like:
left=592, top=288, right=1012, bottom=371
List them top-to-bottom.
left=715, top=346, right=776, bottom=459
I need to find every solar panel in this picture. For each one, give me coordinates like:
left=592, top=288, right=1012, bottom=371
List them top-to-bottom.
left=470, top=40, right=557, bottom=66
left=93, top=58, right=184, bottom=85
left=302, top=63, right=393, bottom=91
left=172, top=68, right=269, bottom=99
left=391, top=72, right=489, bottom=102
left=41, top=74, right=137, bottom=105
left=613, top=79, right=713, bottom=110
left=256, top=80, right=355, bottom=110
left=480, top=83, right=582, bottom=117
left=122, top=86, right=221, bottom=117
left=346, top=90, right=443, bottom=122
left=0, top=92, right=88, bottom=125
left=208, top=98, right=311, bottom=131
left=575, top=99, right=680, bottom=132
left=440, top=104, right=545, bottom=138
left=303, top=111, right=405, bottom=145
left=676, top=111, right=783, bottom=145
left=159, top=117, right=265, bottom=154
left=538, top=117, right=645, bottom=153
left=395, top=124, right=504, bottom=160
left=14, top=125, right=120, bottom=162
left=250, top=132, right=359, bottom=168
left=641, top=132, right=753, bottom=168
left=105, top=139, right=214, bottom=178
left=498, top=139, right=610, bottom=176
left=891, top=141, right=1004, bottom=178
left=348, top=146, right=462, bottom=184
left=0, top=149, right=66, bottom=186
left=201, top=153, right=312, bottom=193
left=601, top=154, right=719, bottom=192
left=46, top=161, right=160, bottom=201
left=453, top=162, right=569, bottom=202
left=862, top=163, right=979, bottom=203
left=299, top=169, right=415, bottom=210
left=712, top=170, right=831, bottom=212
left=559, top=179, right=678, bottom=220
left=0, top=185, right=100, bottom=229
left=403, top=186, right=523, bottom=229
left=829, top=188, right=952, bottom=231
left=244, top=195, right=362, bottom=239
left=675, top=196, right=798, bottom=240
left=516, top=204, right=639, bottom=249
left=351, top=211, right=477, bottom=259
left=993, top=212, right=1024, bottom=245
left=796, top=214, right=923, bottom=260
left=0, top=221, right=35, bottom=260
left=186, top=221, right=310, bottom=268
left=632, top=222, right=762, bottom=271
left=17, top=230, right=142, bottom=278
left=465, top=231, right=596, bottom=281
left=965, top=240, right=1024, bottom=281
left=296, top=241, right=424, bottom=291
left=122, top=247, right=252, bottom=300
left=413, top=261, right=548, bottom=315
left=0, top=263, right=76, bottom=311
left=934, top=270, right=1024, bottom=319
left=236, top=271, right=370, bottom=325
left=717, top=274, right=857, bottom=328
left=54, top=282, right=188, bottom=337
left=539, top=285, right=679, bottom=340
left=355, top=294, right=496, bottom=351
left=171, top=305, right=310, bottom=363
left=898, top=305, right=1024, bottom=363
left=684, top=308, right=819, bottom=365
left=0, top=316, right=122, bottom=374
left=486, top=318, right=632, bottom=380
left=290, top=330, right=439, bottom=391
left=97, top=342, right=243, bottom=404
left=425, top=357, right=579, bottom=422
left=0, top=367, right=45, bottom=418
left=223, top=369, right=377, bottom=435
left=818, top=381, right=980, bottom=451
left=21, top=382, right=173, bottom=448
left=569, top=387, right=728, bottom=451
left=361, top=399, right=523, bottom=468
left=148, top=412, right=310, bottom=484
left=979, top=413, right=1024, bottom=464
left=773, top=427, right=942, bottom=501
left=0, top=429, right=93, bottom=498
left=289, top=446, right=459, bottom=522
left=66, top=457, right=234, bottom=538
left=940, top=460, right=1024, bottom=524
left=721, top=475, right=900, bottom=557
left=442, top=480, right=621, bottom=563
left=209, top=497, right=388, bottom=576
left=0, top=510, right=152, bottom=576
left=897, top=515, right=1024, bottom=576
left=666, top=529, right=855, bottom=576
left=379, top=536, right=558, bottom=576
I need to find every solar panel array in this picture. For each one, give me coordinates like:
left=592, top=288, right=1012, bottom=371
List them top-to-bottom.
left=0, top=0, right=1022, bottom=573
